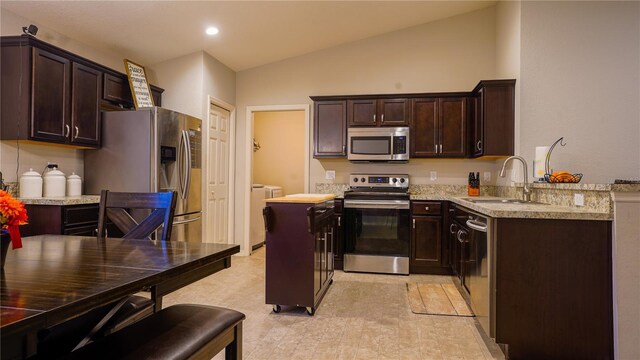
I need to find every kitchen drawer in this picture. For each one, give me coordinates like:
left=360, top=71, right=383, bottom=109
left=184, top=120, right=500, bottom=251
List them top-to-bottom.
left=411, top=201, right=442, bottom=215
left=63, top=204, right=100, bottom=227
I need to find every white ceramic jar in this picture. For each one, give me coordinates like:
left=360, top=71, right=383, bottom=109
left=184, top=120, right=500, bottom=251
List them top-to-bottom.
left=43, top=167, right=66, bottom=197
left=19, top=168, right=43, bottom=198
left=66, top=172, right=82, bottom=197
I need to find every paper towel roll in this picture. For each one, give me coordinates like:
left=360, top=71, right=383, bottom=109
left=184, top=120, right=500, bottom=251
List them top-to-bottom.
left=534, top=146, right=550, bottom=179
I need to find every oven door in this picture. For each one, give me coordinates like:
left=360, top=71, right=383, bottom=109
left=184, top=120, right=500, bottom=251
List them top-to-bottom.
left=343, top=199, right=410, bottom=274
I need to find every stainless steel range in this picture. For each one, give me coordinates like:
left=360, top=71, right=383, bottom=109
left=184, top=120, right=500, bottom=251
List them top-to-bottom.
left=343, top=173, right=410, bottom=275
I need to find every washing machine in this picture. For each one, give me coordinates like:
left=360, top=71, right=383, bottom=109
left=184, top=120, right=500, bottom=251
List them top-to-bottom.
left=250, top=184, right=266, bottom=250
left=264, top=185, right=283, bottom=199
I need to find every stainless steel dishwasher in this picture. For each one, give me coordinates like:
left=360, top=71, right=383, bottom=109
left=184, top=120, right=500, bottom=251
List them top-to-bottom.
left=464, top=209, right=495, bottom=339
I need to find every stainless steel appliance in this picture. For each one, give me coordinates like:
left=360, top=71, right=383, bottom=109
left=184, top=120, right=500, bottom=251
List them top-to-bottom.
left=85, top=107, right=202, bottom=242
left=347, top=127, right=409, bottom=162
left=343, top=173, right=410, bottom=275
left=452, top=205, right=495, bottom=338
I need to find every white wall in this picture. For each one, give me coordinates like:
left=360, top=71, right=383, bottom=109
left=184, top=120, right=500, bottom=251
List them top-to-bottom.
left=494, top=1, right=522, bottom=185
left=519, top=1, right=640, bottom=184
left=234, top=7, right=498, bottom=249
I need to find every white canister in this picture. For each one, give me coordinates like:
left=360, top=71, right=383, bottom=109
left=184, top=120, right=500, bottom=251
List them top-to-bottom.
left=43, top=167, right=66, bottom=197
left=19, top=168, right=43, bottom=198
left=66, top=172, right=82, bottom=197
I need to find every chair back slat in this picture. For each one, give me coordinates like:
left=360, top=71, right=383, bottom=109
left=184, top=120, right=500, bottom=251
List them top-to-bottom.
left=97, top=190, right=177, bottom=241
left=122, top=209, right=166, bottom=240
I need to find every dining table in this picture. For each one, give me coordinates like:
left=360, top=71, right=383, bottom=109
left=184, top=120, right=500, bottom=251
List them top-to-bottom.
left=0, top=234, right=240, bottom=359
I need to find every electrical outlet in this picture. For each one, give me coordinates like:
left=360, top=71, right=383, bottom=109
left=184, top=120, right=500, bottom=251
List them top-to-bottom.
left=325, top=170, right=335, bottom=180
left=430, top=171, right=437, bottom=181
left=483, top=172, right=491, bottom=182
left=574, top=193, right=584, bottom=207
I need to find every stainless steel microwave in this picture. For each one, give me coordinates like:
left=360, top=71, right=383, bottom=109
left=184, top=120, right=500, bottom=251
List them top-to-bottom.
left=347, top=127, right=410, bottom=161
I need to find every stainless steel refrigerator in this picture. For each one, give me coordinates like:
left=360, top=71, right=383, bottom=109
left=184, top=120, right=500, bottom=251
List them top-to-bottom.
left=85, top=107, right=202, bottom=242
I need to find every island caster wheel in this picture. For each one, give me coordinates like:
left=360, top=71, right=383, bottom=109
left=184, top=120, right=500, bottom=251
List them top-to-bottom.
left=273, top=305, right=281, bottom=313
left=306, top=307, right=315, bottom=316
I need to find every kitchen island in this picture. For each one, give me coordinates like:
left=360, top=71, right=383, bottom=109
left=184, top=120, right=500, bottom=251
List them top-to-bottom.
left=263, top=194, right=335, bottom=315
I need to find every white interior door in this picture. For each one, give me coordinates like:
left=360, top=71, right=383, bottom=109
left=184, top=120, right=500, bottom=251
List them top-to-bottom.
left=207, top=104, right=230, bottom=243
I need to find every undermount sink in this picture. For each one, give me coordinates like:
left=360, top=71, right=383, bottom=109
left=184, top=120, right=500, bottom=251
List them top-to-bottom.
left=461, top=198, right=548, bottom=205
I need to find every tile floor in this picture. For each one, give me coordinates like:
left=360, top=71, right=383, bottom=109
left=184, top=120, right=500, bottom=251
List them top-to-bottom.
left=163, top=247, right=501, bottom=360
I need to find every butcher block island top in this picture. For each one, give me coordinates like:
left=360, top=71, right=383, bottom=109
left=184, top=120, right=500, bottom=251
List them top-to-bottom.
left=266, top=194, right=336, bottom=204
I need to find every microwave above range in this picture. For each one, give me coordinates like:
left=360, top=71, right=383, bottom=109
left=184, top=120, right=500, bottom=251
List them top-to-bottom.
left=347, top=127, right=409, bottom=162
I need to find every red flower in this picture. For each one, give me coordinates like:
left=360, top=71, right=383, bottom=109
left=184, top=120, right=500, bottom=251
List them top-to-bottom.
left=0, top=190, right=28, bottom=249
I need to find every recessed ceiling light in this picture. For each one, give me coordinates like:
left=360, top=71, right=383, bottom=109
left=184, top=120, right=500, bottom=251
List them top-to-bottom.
left=205, top=27, right=219, bottom=36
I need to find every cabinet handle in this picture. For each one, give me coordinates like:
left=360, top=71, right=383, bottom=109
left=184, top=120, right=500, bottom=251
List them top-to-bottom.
left=373, top=114, right=376, bottom=123
left=381, top=114, right=384, bottom=123
left=65, top=124, right=70, bottom=138
left=74, top=126, right=79, bottom=140
left=476, top=140, right=482, bottom=151
left=439, top=144, right=443, bottom=153
left=342, top=145, right=346, bottom=154
left=425, top=206, right=430, bottom=211
left=337, top=216, right=341, bottom=227
left=412, top=218, right=416, bottom=229
left=449, top=223, right=458, bottom=234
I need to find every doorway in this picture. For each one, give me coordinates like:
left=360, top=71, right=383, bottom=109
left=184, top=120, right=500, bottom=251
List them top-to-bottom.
left=244, top=105, right=310, bottom=255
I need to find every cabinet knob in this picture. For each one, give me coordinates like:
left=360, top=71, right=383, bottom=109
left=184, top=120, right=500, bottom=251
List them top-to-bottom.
left=425, top=206, right=430, bottom=211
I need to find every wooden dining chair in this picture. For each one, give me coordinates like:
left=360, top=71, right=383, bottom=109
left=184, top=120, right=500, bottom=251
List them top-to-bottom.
left=97, top=190, right=178, bottom=241
left=37, top=191, right=178, bottom=358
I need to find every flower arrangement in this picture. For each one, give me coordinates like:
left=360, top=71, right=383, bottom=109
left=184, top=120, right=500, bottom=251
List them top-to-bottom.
left=0, top=190, right=28, bottom=249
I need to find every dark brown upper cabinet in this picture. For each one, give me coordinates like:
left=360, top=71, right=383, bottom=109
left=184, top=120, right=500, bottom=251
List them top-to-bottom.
left=1, top=35, right=163, bottom=147
left=71, top=63, right=102, bottom=146
left=102, top=73, right=163, bottom=110
left=311, top=79, right=514, bottom=160
left=470, top=80, right=515, bottom=157
left=411, top=97, right=466, bottom=158
left=347, top=98, right=410, bottom=127
left=313, top=100, right=347, bottom=158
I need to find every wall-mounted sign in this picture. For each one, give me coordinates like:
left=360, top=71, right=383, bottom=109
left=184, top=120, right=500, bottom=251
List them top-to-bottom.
left=124, top=59, right=154, bottom=109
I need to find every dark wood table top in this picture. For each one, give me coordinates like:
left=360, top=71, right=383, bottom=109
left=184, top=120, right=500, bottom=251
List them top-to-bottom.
left=0, top=235, right=239, bottom=338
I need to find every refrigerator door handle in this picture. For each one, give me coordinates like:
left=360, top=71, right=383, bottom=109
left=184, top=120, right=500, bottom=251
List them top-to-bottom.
left=178, top=130, right=189, bottom=199
left=184, top=130, right=192, bottom=199
left=178, top=131, right=185, bottom=199
left=173, top=216, right=201, bottom=225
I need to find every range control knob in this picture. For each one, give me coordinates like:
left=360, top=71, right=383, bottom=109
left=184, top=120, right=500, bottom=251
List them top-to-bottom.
left=353, top=177, right=359, bottom=182
left=360, top=177, right=366, bottom=183
left=392, top=178, right=398, bottom=183
left=400, top=178, right=406, bottom=183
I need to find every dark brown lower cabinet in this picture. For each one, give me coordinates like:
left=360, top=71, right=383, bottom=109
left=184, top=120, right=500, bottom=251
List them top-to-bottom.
left=264, top=200, right=334, bottom=315
left=410, top=201, right=451, bottom=274
left=22, top=204, right=122, bottom=237
left=494, top=218, right=613, bottom=360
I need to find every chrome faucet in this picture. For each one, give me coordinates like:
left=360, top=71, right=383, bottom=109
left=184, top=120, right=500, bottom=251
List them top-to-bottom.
left=500, top=156, right=531, bottom=202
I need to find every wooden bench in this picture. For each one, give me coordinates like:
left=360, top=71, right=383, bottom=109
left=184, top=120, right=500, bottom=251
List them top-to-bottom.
left=62, top=304, right=245, bottom=360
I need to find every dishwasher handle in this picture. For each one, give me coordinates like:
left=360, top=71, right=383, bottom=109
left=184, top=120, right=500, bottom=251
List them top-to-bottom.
left=466, top=219, right=488, bottom=232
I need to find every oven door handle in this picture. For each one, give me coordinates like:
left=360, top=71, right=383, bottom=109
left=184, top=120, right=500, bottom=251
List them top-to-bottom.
left=344, top=200, right=410, bottom=209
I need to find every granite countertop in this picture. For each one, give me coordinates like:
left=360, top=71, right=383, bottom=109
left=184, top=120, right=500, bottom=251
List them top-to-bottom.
left=19, top=195, right=101, bottom=205
left=410, top=195, right=612, bottom=221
